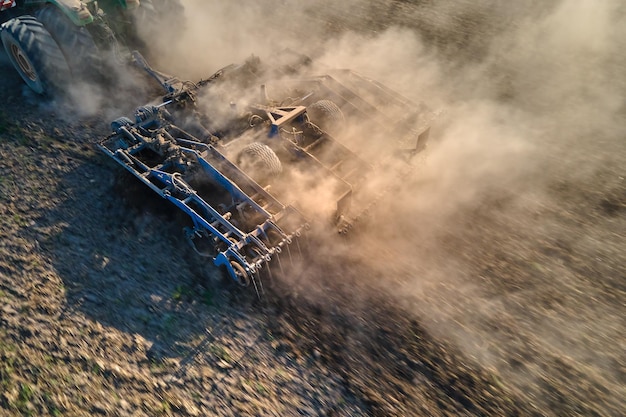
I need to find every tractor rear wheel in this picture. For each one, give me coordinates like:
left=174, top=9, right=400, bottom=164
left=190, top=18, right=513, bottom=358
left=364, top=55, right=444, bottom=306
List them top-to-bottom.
left=34, top=5, right=101, bottom=80
left=1, top=16, right=70, bottom=95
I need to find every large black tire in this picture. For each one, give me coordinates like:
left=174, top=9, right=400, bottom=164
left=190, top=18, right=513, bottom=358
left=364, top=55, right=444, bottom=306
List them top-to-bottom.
left=34, top=5, right=101, bottom=79
left=1, top=16, right=70, bottom=95
left=306, top=100, right=345, bottom=135
left=237, top=142, right=283, bottom=181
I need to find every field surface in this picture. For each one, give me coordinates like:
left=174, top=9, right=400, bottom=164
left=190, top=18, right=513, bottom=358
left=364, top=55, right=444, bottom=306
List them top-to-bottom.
left=0, top=1, right=624, bottom=415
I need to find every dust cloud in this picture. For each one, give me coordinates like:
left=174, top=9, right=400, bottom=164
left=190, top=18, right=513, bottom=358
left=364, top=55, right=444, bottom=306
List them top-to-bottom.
left=79, top=0, right=624, bottom=410
left=141, top=0, right=320, bottom=80
left=303, top=0, right=626, bottom=410
left=159, top=1, right=625, bottom=322
left=51, top=47, right=157, bottom=121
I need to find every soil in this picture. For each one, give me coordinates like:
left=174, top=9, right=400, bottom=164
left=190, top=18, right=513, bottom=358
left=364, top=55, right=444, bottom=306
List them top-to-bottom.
left=1, top=1, right=624, bottom=416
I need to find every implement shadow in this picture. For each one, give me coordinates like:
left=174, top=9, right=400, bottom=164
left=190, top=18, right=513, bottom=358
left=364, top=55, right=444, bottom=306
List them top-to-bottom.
left=36, top=144, right=258, bottom=359
left=33, top=145, right=379, bottom=415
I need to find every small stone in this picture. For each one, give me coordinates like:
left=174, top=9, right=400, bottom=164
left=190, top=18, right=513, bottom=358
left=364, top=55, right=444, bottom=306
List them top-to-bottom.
left=83, top=293, right=100, bottom=304
left=1, top=304, right=17, bottom=316
left=216, top=360, right=233, bottom=370
left=201, top=364, right=216, bottom=375
left=3, top=387, right=18, bottom=405
left=118, top=399, right=131, bottom=411
left=183, top=401, right=201, bottom=416
left=91, top=402, right=109, bottom=415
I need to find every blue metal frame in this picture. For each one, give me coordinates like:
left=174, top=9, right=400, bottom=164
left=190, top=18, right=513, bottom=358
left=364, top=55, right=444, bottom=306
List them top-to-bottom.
left=99, top=53, right=433, bottom=291
left=99, top=117, right=308, bottom=288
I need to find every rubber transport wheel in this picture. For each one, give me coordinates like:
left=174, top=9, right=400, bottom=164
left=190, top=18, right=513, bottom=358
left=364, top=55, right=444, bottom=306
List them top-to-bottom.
left=34, top=5, right=101, bottom=79
left=1, top=15, right=70, bottom=95
left=307, top=100, right=345, bottom=135
left=237, top=142, right=283, bottom=180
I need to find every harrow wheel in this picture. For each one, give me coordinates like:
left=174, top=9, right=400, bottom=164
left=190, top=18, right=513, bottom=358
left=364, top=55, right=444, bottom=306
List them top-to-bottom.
left=306, top=100, right=345, bottom=135
left=237, top=142, right=282, bottom=182
left=230, top=261, right=250, bottom=287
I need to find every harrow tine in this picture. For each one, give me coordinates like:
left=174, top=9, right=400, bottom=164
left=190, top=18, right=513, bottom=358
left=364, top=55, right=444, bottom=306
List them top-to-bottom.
left=302, top=233, right=310, bottom=251
left=295, top=236, right=303, bottom=258
left=286, top=244, right=294, bottom=267
left=276, top=252, right=285, bottom=276
left=265, top=261, right=275, bottom=287
left=255, top=270, right=264, bottom=296
left=251, top=273, right=261, bottom=300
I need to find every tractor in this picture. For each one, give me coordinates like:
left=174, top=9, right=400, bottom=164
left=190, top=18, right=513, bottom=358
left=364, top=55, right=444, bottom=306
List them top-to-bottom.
left=0, top=0, right=181, bottom=95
